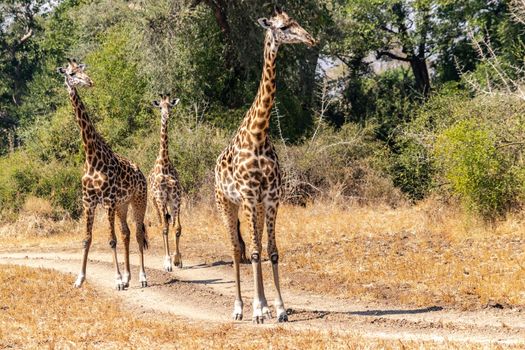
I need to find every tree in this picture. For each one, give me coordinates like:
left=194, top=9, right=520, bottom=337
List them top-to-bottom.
left=0, top=0, right=46, bottom=153
left=333, top=0, right=522, bottom=97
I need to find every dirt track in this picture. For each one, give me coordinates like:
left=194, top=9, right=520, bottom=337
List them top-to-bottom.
left=0, top=250, right=523, bottom=346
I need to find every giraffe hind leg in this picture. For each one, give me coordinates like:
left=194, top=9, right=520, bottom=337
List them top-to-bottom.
left=217, top=192, right=243, bottom=321
left=132, top=195, right=148, bottom=287
left=75, top=202, right=95, bottom=288
left=172, top=202, right=182, bottom=269
left=117, top=204, right=131, bottom=288
left=107, top=206, right=124, bottom=291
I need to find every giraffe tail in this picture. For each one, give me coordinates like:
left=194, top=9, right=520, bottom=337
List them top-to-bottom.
left=237, top=219, right=247, bottom=262
left=142, top=223, right=149, bottom=250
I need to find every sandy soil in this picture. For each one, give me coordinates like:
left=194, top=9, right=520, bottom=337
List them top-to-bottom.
left=0, top=249, right=523, bottom=346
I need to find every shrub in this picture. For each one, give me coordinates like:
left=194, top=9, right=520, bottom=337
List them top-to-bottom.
left=435, top=119, right=517, bottom=219
left=278, top=122, right=404, bottom=206
left=0, top=152, right=40, bottom=217
left=35, top=163, right=83, bottom=219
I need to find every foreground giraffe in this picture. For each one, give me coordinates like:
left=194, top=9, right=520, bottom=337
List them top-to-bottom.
left=214, top=8, right=316, bottom=323
left=57, top=59, right=149, bottom=290
left=149, top=94, right=183, bottom=271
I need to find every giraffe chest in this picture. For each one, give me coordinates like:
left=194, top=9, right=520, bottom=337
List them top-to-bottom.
left=215, top=146, right=281, bottom=204
left=82, top=166, right=140, bottom=207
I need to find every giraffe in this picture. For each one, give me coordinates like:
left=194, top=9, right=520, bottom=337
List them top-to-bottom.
left=214, top=7, right=316, bottom=323
left=57, top=59, right=149, bottom=290
left=149, top=93, right=183, bottom=272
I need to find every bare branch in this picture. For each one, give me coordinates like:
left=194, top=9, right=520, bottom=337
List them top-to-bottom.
left=18, top=28, right=33, bottom=45
left=376, top=50, right=411, bottom=62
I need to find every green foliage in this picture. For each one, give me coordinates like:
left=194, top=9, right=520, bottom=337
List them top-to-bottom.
left=3, top=0, right=525, bottom=222
left=83, top=24, right=149, bottom=147
left=345, top=68, right=418, bottom=140
left=398, top=87, right=525, bottom=217
left=23, top=105, right=83, bottom=164
left=435, top=119, right=516, bottom=219
left=391, top=138, right=433, bottom=201
left=0, top=152, right=40, bottom=214
left=35, top=163, right=83, bottom=219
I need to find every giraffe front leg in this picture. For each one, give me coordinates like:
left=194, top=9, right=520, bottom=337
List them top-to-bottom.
left=156, top=199, right=172, bottom=272
left=242, top=200, right=265, bottom=324
left=75, top=202, right=95, bottom=288
left=256, top=204, right=271, bottom=320
left=266, top=204, right=287, bottom=322
left=107, top=207, right=124, bottom=291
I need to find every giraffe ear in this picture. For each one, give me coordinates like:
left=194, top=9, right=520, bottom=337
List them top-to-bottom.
left=273, top=5, right=283, bottom=15
left=258, top=18, right=271, bottom=29
left=57, top=67, right=66, bottom=75
left=170, top=98, right=180, bottom=107
left=152, top=100, right=161, bottom=108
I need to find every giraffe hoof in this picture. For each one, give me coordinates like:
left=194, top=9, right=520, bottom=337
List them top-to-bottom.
left=173, top=254, right=182, bottom=269
left=165, top=265, right=173, bottom=272
left=74, top=274, right=85, bottom=288
left=141, top=281, right=148, bottom=288
left=116, top=284, right=123, bottom=291
left=233, top=313, right=243, bottom=321
left=277, top=313, right=288, bottom=323
left=252, top=316, right=264, bottom=324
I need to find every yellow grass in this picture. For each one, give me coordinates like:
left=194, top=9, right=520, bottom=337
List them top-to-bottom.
left=1, top=197, right=524, bottom=311
left=184, top=199, right=525, bottom=310
left=0, top=265, right=516, bottom=349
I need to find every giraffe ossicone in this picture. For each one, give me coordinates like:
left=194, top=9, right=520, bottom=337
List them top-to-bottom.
left=214, top=8, right=316, bottom=324
left=58, top=59, right=149, bottom=291
left=149, top=93, right=184, bottom=272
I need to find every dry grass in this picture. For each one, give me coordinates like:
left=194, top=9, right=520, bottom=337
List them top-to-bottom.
left=1, top=197, right=524, bottom=311
left=183, top=198, right=525, bottom=311
left=273, top=199, right=525, bottom=310
left=0, top=264, right=510, bottom=350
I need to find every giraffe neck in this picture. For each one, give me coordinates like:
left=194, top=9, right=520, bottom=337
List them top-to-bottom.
left=240, top=30, right=278, bottom=146
left=66, top=84, right=106, bottom=163
left=158, top=111, right=170, bottom=164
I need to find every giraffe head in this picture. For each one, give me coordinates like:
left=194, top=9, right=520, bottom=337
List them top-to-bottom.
left=257, top=6, right=316, bottom=47
left=57, top=58, right=94, bottom=88
left=152, top=93, right=180, bottom=120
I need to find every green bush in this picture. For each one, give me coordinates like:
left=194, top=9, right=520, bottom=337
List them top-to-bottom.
left=435, top=119, right=517, bottom=219
left=391, top=138, right=433, bottom=201
left=0, top=152, right=40, bottom=216
left=35, top=163, right=83, bottom=219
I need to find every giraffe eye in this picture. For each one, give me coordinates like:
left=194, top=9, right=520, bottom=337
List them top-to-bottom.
left=280, top=24, right=291, bottom=31
left=70, top=72, right=76, bottom=77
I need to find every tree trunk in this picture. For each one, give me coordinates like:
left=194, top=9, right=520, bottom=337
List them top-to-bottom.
left=194, top=0, right=245, bottom=107
left=410, top=56, right=431, bottom=97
